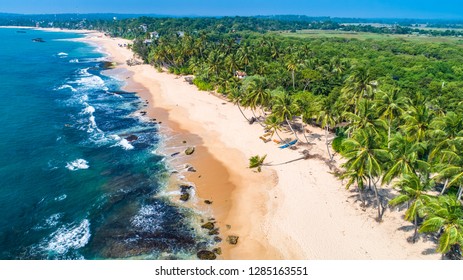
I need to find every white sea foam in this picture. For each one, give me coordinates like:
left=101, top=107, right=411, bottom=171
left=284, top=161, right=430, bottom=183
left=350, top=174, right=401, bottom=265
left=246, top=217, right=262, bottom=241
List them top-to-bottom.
left=57, top=52, right=68, bottom=57
left=69, top=59, right=79, bottom=63
left=74, top=75, right=108, bottom=91
left=56, top=84, right=77, bottom=92
left=82, top=105, right=95, bottom=114
left=112, top=139, right=134, bottom=150
left=65, top=159, right=89, bottom=171
left=54, top=194, right=67, bottom=201
left=131, top=204, right=163, bottom=233
left=45, top=213, right=63, bottom=227
left=45, top=219, right=91, bottom=255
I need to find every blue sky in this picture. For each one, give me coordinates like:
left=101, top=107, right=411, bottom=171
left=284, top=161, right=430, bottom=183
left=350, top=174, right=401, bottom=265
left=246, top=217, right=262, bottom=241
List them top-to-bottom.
left=0, top=0, right=461, bottom=19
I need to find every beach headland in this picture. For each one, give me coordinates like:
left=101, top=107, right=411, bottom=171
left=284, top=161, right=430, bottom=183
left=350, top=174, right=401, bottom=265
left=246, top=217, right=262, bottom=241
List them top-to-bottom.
left=79, top=30, right=440, bottom=260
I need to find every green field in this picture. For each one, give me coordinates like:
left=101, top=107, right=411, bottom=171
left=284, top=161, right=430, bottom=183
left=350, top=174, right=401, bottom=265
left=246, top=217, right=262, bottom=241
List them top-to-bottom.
left=276, top=29, right=463, bottom=44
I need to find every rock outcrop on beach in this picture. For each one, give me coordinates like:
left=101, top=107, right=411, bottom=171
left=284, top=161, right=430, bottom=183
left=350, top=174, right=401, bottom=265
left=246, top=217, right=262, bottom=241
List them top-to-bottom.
left=185, top=147, right=195, bottom=155
left=227, top=235, right=239, bottom=245
left=197, top=250, right=216, bottom=260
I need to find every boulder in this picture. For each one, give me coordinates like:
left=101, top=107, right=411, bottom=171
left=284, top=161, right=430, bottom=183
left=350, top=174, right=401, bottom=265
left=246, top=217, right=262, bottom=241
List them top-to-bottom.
left=125, top=135, right=138, bottom=142
left=185, top=147, right=195, bottom=155
left=187, top=166, right=197, bottom=172
left=180, top=193, right=190, bottom=202
left=204, top=200, right=213, bottom=205
left=201, top=222, right=215, bottom=230
left=208, top=228, right=219, bottom=235
left=227, top=235, right=239, bottom=245
left=214, top=236, right=222, bottom=242
left=212, top=248, right=222, bottom=255
left=197, top=250, right=216, bottom=260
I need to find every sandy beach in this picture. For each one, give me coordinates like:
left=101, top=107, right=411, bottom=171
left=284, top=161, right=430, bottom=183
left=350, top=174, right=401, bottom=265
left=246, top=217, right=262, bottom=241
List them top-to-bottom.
left=79, top=31, right=440, bottom=260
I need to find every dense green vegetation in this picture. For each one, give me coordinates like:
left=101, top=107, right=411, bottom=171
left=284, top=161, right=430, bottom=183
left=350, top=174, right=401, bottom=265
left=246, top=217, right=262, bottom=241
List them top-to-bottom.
left=4, top=13, right=462, bottom=258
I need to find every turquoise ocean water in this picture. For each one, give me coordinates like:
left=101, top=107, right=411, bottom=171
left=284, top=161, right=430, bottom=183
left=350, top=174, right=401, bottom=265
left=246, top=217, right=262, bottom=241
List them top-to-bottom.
left=0, top=28, right=207, bottom=259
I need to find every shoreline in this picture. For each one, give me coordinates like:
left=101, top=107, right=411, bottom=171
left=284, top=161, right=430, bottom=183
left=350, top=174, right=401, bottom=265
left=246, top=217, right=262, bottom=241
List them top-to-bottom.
left=76, top=29, right=439, bottom=259
left=81, top=32, right=281, bottom=259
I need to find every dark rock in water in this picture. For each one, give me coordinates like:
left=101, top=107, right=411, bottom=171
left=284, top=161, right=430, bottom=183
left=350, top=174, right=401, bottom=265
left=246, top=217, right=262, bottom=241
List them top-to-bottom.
left=32, top=38, right=45, bottom=42
left=140, top=111, right=147, bottom=116
left=125, top=135, right=138, bottom=142
left=185, top=147, right=195, bottom=155
left=171, top=152, right=180, bottom=157
left=187, top=166, right=197, bottom=172
left=171, top=170, right=179, bottom=174
left=180, top=185, right=192, bottom=193
left=180, top=193, right=190, bottom=202
left=204, top=200, right=213, bottom=205
left=201, top=222, right=215, bottom=230
left=208, top=228, right=219, bottom=235
left=227, top=235, right=239, bottom=245
left=214, top=236, right=222, bottom=242
left=212, top=248, right=222, bottom=255
left=197, top=250, right=216, bottom=260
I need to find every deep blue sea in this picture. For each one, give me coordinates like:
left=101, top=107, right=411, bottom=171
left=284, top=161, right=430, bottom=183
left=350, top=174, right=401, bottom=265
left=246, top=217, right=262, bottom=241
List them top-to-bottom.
left=0, top=28, right=207, bottom=259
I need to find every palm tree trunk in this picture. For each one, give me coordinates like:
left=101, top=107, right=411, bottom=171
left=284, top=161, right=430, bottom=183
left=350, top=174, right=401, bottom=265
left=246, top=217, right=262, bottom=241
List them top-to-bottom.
left=236, top=103, right=251, bottom=123
left=251, top=109, right=266, bottom=127
left=301, top=115, right=311, bottom=145
left=286, top=117, right=301, bottom=141
left=387, top=119, right=391, bottom=149
left=325, top=126, right=333, bottom=161
left=274, top=130, right=286, bottom=144
left=266, top=156, right=308, bottom=166
left=372, top=177, right=382, bottom=222
left=440, top=179, right=449, bottom=196
left=457, top=186, right=463, bottom=201
left=413, top=214, right=418, bottom=243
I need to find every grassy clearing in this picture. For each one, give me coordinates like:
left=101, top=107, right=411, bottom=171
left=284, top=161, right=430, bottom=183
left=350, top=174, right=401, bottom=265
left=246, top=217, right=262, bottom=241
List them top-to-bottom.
left=275, top=29, right=463, bottom=44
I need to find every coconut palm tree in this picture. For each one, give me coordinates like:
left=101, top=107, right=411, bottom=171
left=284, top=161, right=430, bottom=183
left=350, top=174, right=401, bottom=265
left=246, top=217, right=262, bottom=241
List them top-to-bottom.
left=341, top=66, right=377, bottom=114
left=228, top=86, right=251, bottom=123
left=375, top=88, right=409, bottom=148
left=271, top=89, right=301, bottom=142
left=343, top=99, right=387, bottom=138
left=318, top=103, right=338, bottom=161
left=401, top=104, right=434, bottom=143
left=265, top=114, right=285, bottom=143
left=342, top=129, right=390, bottom=221
left=382, top=133, right=429, bottom=185
left=249, top=154, right=267, bottom=172
left=435, top=162, right=463, bottom=201
left=389, top=173, right=433, bottom=243
left=419, top=195, right=463, bottom=256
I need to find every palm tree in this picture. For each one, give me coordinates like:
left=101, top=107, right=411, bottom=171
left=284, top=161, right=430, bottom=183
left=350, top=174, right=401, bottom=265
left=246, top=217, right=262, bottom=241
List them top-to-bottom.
left=286, top=56, right=299, bottom=90
left=341, top=66, right=377, bottom=114
left=241, top=75, right=270, bottom=126
left=228, top=86, right=251, bottom=123
left=375, top=88, right=409, bottom=148
left=271, top=89, right=301, bottom=142
left=343, top=99, right=387, bottom=138
left=318, top=104, right=338, bottom=161
left=401, top=104, right=434, bottom=143
left=265, top=114, right=285, bottom=143
left=342, top=129, right=390, bottom=221
left=382, top=133, right=429, bottom=185
left=249, top=154, right=267, bottom=172
left=435, top=162, right=463, bottom=201
left=389, top=173, right=433, bottom=243
left=419, top=195, right=463, bottom=256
